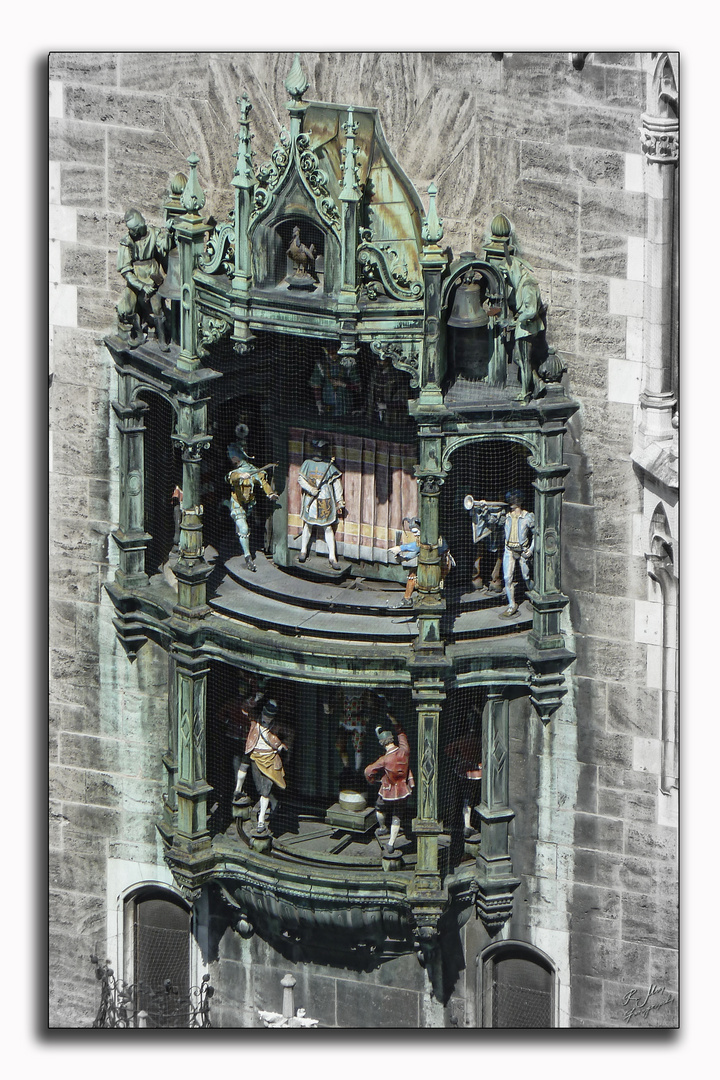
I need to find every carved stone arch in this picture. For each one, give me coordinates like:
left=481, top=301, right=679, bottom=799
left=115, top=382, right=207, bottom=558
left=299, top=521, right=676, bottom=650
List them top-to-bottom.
left=651, top=53, right=679, bottom=119
left=250, top=195, right=339, bottom=292
left=440, top=259, right=506, bottom=313
left=132, top=383, right=180, bottom=420
left=441, top=432, right=537, bottom=473
left=649, top=502, right=674, bottom=560
left=478, top=938, right=559, bottom=1028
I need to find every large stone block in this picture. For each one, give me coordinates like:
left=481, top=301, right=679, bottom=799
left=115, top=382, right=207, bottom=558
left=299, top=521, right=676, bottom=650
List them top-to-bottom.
left=116, top=52, right=212, bottom=93
left=49, top=53, right=118, bottom=85
left=64, top=84, right=165, bottom=130
left=567, top=105, right=642, bottom=155
left=49, top=118, right=106, bottom=166
left=60, top=164, right=106, bottom=209
left=580, top=187, right=646, bottom=236
left=61, top=243, right=108, bottom=289
left=51, top=327, right=109, bottom=390
left=562, top=502, right=596, bottom=549
left=594, top=551, right=647, bottom=600
left=570, top=590, right=635, bottom=641
left=575, top=635, right=647, bottom=685
left=606, top=682, right=660, bottom=737
left=577, top=725, right=634, bottom=770
left=58, top=731, right=120, bottom=775
left=49, top=764, right=86, bottom=804
left=598, top=787, right=657, bottom=823
left=573, top=811, right=625, bottom=853
left=625, top=823, right=677, bottom=863
left=572, top=847, right=622, bottom=888
left=49, top=848, right=106, bottom=894
left=619, top=856, right=677, bottom=897
left=622, top=892, right=678, bottom=950
left=571, top=930, right=649, bottom=984
left=648, top=945, right=678, bottom=992
left=569, top=974, right=605, bottom=1021
left=335, top=975, right=420, bottom=1027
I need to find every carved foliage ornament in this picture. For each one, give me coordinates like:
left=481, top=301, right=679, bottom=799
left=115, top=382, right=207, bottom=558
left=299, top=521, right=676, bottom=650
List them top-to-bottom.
left=251, top=131, right=340, bottom=234
left=358, top=237, right=423, bottom=302
left=196, top=313, right=232, bottom=358
left=370, top=339, right=420, bottom=388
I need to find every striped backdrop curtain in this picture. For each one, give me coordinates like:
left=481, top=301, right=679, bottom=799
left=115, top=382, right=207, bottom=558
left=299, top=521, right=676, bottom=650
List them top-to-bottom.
left=287, top=428, right=418, bottom=563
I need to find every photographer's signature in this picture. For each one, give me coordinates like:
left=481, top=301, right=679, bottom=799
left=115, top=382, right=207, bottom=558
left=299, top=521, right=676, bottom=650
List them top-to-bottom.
left=622, top=984, right=674, bottom=1022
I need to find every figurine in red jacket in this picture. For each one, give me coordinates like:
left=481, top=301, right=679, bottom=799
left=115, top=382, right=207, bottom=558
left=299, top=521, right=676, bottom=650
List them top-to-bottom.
left=364, top=719, right=414, bottom=851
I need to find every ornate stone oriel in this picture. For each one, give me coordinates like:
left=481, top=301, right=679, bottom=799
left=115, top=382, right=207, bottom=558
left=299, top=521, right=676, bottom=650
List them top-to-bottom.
left=105, top=55, right=578, bottom=989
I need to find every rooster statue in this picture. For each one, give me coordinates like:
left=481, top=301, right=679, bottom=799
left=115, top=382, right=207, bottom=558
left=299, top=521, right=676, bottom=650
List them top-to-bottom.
left=286, top=225, right=318, bottom=289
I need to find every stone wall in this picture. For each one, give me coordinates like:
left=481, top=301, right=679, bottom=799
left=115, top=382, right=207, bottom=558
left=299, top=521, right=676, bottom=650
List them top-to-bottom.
left=49, top=51, right=677, bottom=1028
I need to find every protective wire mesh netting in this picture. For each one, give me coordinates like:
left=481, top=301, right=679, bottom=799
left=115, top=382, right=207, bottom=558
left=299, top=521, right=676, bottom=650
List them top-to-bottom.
left=141, top=329, right=533, bottom=861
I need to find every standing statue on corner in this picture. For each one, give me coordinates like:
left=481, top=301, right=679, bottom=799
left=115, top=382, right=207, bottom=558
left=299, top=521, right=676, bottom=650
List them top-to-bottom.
left=116, top=209, right=174, bottom=352
left=504, top=251, right=545, bottom=403
left=226, top=424, right=279, bottom=572
left=297, top=439, right=345, bottom=569
left=499, top=489, right=535, bottom=618
left=233, top=699, right=288, bottom=835
left=364, top=717, right=414, bottom=852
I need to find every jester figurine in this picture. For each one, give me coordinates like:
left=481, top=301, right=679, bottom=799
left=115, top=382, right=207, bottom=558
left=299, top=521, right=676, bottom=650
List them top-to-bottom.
left=226, top=424, right=278, bottom=572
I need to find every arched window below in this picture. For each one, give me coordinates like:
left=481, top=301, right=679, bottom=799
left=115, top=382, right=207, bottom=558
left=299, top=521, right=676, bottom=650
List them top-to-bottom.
left=123, top=887, right=193, bottom=1028
left=481, top=942, right=556, bottom=1028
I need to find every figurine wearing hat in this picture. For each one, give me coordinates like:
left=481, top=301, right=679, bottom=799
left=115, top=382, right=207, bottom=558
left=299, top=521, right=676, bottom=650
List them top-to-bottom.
left=226, top=424, right=279, bottom=572
left=297, top=439, right=345, bottom=568
left=499, top=489, right=534, bottom=618
left=233, top=698, right=288, bottom=834
left=364, top=713, right=414, bottom=852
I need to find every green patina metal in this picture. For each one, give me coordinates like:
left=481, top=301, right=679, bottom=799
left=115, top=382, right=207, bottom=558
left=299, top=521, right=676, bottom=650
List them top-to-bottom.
left=105, top=55, right=579, bottom=983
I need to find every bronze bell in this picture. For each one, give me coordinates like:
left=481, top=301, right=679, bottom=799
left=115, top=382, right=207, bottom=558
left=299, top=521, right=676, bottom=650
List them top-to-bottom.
left=157, top=248, right=181, bottom=301
left=447, top=279, right=489, bottom=329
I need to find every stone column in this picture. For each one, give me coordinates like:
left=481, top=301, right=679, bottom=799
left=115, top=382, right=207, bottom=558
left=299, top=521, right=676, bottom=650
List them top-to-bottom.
left=637, top=55, right=678, bottom=448
left=174, top=154, right=207, bottom=373
left=418, top=184, right=448, bottom=409
left=112, top=376, right=151, bottom=588
left=528, top=423, right=570, bottom=651
left=172, top=646, right=213, bottom=856
left=159, top=652, right=179, bottom=846
left=412, top=678, right=446, bottom=887
left=475, top=689, right=520, bottom=934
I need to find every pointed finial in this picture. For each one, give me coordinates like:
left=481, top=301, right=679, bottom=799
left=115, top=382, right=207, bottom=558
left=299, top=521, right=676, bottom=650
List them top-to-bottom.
left=285, top=53, right=309, bottom=103
left=237, top=92, right=252, bottom=123
left=341, top=105, right=359, bottom=138
left=181, top=153, right=206, bottom=213
left=422, top=182, right=443, bottom=246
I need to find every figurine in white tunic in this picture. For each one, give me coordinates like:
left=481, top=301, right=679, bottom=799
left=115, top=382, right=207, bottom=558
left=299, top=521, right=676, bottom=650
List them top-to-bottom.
left=297, top=439, right=345, bottom=569
left=499, top=489, right=535, bottom=618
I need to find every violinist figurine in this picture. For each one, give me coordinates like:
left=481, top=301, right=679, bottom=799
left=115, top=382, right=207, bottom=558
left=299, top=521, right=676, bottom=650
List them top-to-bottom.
left=226, top=424, right=279, bottom=572
left=297, top=439, right=345, bottom=569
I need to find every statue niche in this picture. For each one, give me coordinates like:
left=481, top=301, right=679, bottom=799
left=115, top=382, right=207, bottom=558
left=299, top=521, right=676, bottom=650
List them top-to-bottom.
left=252, top=218, right=330, bottom=293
